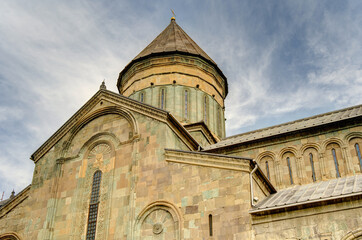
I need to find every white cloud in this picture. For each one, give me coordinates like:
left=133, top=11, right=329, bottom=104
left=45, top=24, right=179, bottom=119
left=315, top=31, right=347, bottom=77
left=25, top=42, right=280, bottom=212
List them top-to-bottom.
left=0, top=0, right=361, bottom=195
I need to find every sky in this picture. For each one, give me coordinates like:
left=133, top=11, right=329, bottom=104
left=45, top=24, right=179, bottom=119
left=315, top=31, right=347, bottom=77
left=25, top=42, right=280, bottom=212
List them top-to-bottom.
left=0, top=0, right=361, bottom=198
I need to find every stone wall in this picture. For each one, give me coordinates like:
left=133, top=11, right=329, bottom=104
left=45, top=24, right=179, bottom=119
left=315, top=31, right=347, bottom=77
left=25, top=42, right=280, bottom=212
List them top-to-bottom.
left=129, top=85, right=225, bottom=139
left=214, top=123, right=362, bottom=190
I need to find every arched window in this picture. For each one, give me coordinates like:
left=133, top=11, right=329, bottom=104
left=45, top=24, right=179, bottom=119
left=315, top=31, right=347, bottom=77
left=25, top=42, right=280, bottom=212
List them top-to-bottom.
left=160, top=89, right=165, bottom=109
left=184, top=90, right=189, bottom=119
left=140, top=92, right=144, bottom=103
left=204, top=96, right=208, bottom=124
left=217, top=106, right=222, bottom=136
left=355, top=143, right=362, bottom=172
left=332, top=148, right=340, bottom=178
left=309, top=153, right=316, bottom=182
left=286, top=157, right=293, bottom=184
left=265, top=161, right=270, bottom=180
left=86, top=171, right=102, bottom=240
left=209, top=214, right=213, bottom=236
left=0, top=234, right=20, bottom=240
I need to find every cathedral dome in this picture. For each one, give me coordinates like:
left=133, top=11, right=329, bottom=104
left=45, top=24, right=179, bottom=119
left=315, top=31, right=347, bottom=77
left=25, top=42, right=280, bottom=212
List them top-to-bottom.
left=117, top=18, right=228, bottom=140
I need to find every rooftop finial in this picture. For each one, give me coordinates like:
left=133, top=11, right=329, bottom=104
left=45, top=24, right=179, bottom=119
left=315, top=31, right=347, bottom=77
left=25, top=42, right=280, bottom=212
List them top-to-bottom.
left=171, top=9, right=176, bottom=21
left=100, top=79, right=106, bottom=90
left=10, top=190, right=15, bottom=198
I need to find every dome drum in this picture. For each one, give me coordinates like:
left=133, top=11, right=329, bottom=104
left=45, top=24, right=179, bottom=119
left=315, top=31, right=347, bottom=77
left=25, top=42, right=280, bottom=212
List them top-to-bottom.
left=118, top=54, right=226, bottom=107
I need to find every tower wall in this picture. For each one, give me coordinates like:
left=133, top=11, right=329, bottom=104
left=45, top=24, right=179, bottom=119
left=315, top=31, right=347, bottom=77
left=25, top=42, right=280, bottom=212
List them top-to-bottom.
left=119, top=54, right=227, bottom=139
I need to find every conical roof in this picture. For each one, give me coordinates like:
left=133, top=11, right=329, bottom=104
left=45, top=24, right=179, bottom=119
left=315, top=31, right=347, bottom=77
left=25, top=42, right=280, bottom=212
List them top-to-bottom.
left=133, top=18, right=216, bottom=65
left=118, top=19, right=227, bottom=93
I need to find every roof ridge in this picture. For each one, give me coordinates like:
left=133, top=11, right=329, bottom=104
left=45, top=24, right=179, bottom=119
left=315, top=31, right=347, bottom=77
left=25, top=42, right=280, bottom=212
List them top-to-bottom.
left=132, top=20, right=216, bottom=64
left=133, top=22, right=171, bottom=59
left=175, top=22, right=212, bottom=60
left=223, top=103, right=362, bottom=141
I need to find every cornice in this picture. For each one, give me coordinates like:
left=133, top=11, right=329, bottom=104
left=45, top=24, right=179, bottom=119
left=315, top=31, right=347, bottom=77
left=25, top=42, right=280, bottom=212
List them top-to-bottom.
left=117, top=51, right=228, bottom=97
left=118, top=54, right=227, bottom=98
left=122, top=71, right=225, bottom=106
left=166, top=114, right=200, bottom=151
left=205, top=116, right=362, bottom=153
left=184, top=121, right=218, bottom=145
left=164, top=148, right=251, bottom=172
left=0, top=185, right=31, bottom=218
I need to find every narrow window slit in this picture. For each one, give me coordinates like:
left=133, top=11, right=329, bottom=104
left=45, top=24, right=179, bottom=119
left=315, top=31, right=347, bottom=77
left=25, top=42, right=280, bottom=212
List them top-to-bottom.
left=160, top=89, right=165, bottom=109
left=184, top=90, right=188, bottom=119
left=140, top=92, right=144, bottom=103
left=204, top=96, right=208, bottom=124
left=355, top=143, right=362, bottom=172
left=332, top=148, right=340, bottom=178
left=309, top=153, right=316, bottom=182
left=287, top=157, right=293, bottom=184
left=265, top=161, right=270, bottom=180
left=209, top=214, right=213, bottom=236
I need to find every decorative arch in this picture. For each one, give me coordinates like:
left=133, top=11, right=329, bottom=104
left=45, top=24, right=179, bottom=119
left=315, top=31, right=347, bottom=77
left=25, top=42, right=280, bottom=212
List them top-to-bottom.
left=62, top=106, right=139, bottom=157
left=77, top=132, right=119, bottom=158
left=345, top=132, right=362, bottom=142
left=346, top=133, right=362, bottom=173
left=321, top=137, right=345, bottom=152
left=323, top=138, right=345, bottom=178
left=300, top=143, right=321, bottom=154
left=301, top=145, right=321, bottom=182
left=278, top=147, right=299, bottom=160
left=278, top=147, right=299, bottom=185
left=255, top=151, right=277, bottom=162
left=256, top=151, right=277, bottom=184
left=134, top=201, right=182, bottom=240
left=341, top=228, right=362, bottom=240
left=0, top=232, right=22, bottom=240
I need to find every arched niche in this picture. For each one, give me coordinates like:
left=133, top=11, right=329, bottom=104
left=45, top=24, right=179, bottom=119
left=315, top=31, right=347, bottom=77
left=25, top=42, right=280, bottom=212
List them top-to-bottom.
left=62, top=107, right=138, bottom=158
left=78, top=133, right=118, bottom=158
left=347, top=136, right=362, bottom=173
left=321, top=137, right=346, bottom=152
left=66, top=140, right=116, bottom=239
left=325, top=142, right=344, bottom=178
left=302, top=147, right=321, bottom=183
left=280, top=151, right=298, bottom=186
left=256, top=152, right=276, bottom=185
left=134, top=201, right=181, bottom=240
left=341, top=228, right=362, bottom=240
left=0, top=232, right=21, bottom=240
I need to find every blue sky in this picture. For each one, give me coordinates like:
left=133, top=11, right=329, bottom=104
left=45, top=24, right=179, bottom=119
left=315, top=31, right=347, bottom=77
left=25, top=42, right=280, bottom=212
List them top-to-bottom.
left=0, top=0, right=361, bottom=198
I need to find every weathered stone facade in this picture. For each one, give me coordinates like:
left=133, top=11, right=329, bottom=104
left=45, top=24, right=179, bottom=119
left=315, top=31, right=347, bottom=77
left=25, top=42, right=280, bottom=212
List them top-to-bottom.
left=1, top=18, right=362, bottom=240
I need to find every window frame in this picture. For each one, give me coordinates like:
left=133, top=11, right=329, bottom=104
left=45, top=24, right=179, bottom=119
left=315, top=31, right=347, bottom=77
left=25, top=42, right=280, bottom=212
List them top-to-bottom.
left=159, top=88, right=166, bottom=110
left=184, top=89, right=189, bottom=120
left=140, top=92, right=145, bottom=103
left=203, top=95, right=208, bottom=124
left=355, top=143, right=362, bottom=172
left=332, top=148, right=340, bottom=178
left=309, top=153, right=316, bottom=182
left=286, top=157, right=294, bottom=184
left=265, top=161, right=270, bottom=180
left=86, top=170, right=102, bottom=240
left=208, top=214, right=213, bottom=236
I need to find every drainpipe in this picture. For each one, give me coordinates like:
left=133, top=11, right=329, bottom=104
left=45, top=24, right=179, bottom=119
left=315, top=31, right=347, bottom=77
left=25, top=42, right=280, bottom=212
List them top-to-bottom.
left=250, top=160, right=258, bottom=207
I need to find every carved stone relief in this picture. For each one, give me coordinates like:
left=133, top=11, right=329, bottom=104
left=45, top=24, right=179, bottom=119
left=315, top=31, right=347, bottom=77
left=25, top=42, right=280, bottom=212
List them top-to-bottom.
left=139, top=209, right=177, bottom=240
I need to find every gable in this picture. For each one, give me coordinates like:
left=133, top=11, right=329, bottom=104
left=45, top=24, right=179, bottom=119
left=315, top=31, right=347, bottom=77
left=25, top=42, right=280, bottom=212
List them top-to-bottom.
left=31, top=89, right=200, bottom=163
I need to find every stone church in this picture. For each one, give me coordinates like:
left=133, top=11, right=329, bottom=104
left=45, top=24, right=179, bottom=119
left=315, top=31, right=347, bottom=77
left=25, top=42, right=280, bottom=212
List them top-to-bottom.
left=1, top=17, right=362, bottom=240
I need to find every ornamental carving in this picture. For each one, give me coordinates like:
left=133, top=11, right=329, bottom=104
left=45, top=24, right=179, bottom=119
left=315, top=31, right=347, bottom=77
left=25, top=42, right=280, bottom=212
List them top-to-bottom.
left=88, top=143, right=112, bottom=163
left=140, top=209, right=177, bottom=239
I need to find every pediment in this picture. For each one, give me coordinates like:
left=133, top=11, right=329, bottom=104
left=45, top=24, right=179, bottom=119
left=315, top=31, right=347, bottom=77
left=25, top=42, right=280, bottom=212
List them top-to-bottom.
left=31, top=89, right=199, bottom=162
